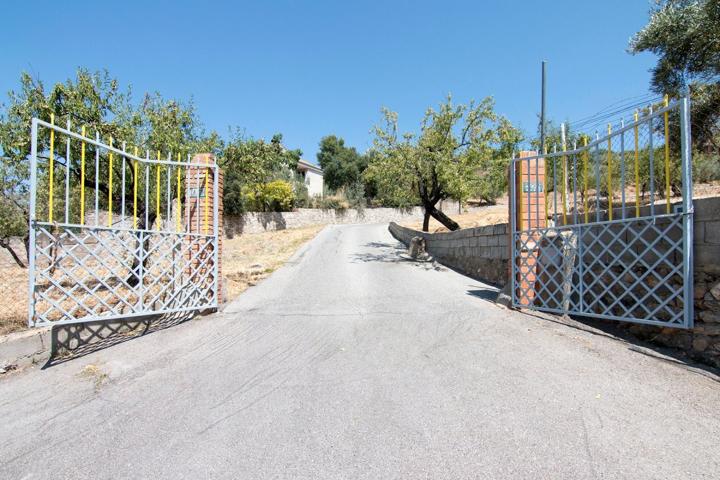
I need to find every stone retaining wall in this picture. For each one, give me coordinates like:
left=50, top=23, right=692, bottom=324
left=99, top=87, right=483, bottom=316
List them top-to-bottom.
left=225, top=199, right=473, bottom=236
left=388, top=221, right=509, bottom=286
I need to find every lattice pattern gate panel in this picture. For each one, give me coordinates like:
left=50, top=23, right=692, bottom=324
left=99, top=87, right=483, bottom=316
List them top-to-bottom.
left=514, top=214, right=687, bottom=327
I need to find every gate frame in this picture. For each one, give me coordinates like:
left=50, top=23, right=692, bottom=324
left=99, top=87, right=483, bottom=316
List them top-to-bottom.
left=509, top=97, right=694, bottom=329
left=26, top=118, right=220, bottom=327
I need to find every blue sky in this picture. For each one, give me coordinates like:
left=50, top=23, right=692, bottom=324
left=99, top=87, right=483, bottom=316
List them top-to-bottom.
left=2, top=0, right=658, bottom=163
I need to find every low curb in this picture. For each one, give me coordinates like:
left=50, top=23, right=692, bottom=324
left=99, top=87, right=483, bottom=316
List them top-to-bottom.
left=0, top=327, right=51, bottom=372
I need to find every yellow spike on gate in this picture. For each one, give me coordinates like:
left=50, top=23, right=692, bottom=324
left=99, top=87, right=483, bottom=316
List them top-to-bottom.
left=663, top=95, right=671, bottom=213
left=633, top=111, right=640, bottom=217
left=48, top=113, right=55, bottom=222
left=607, top=124, right=613, bottom=221
left=80, top=126, right=86, bottom=225
left=583, top=136, right=589, bottom=224
left=108, top=137, right=114, bottom=227
left=561, top=142, right=567, bottom=226
left=543, top=146, right=548, bottom=222
left=133, top=147, right=139, bottom=229
left=176, top=152, right=182, bottom=233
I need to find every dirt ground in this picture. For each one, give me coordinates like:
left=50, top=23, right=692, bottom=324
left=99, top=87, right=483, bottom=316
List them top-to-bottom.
left=402, top=201, right=509, bottom=233
left=0, top=225, right=325, bottom=337
left=222, top=225, right=325, bottom=301
left=0, top=267, right=28, bottom=336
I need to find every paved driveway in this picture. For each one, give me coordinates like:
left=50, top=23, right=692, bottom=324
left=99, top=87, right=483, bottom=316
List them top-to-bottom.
left=1, top=224, right=719, bottom=479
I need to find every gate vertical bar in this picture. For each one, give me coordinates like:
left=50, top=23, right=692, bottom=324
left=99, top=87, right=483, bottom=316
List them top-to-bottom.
left=680, top=97, right=694, bottom=328
left=648, top=109, right=655, bottom=216
left=27, top=119, right=39, bottom=326
left=65, top=119, right=71, bottom=223
left=510, top=159, right=517, bottom=306
left=213, top=164, right=219, bottom=307
left=139, top=230, right=144, bottom=311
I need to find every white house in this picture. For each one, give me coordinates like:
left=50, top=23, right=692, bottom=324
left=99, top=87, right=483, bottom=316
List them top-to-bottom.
left=297, top=159, right=324, bottom=197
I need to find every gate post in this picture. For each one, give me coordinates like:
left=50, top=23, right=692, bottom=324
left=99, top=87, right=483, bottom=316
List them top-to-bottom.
left=510, top=151, right=546, bottom=306
left=186, top=154, right=224, bottom=307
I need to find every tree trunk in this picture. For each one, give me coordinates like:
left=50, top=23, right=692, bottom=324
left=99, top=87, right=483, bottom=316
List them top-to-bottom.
left=423, top=202, right=460, bottom=231
left=422, top=210, right=431, bottom=232
left=0, top=238, right=27, bottom=268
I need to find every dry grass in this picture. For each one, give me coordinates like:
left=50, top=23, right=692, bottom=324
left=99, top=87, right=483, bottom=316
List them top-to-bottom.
left=402, top=202, right=509, bottom=233
left=223, top=225, right=325, bottom=301
left=0, top=266, right=29, bottom=336
left=78, top=363, right=109, bottom=390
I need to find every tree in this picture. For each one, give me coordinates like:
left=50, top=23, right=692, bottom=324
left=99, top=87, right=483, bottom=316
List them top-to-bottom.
left=629, top=0, right=720, bottom=152
left=0, top=69, right=210, bottom=268
left=365, top=95, right=521, bottom=231
left=220, top=131, right=302, bottom=214
left=316, top=135, right=368, bottom=191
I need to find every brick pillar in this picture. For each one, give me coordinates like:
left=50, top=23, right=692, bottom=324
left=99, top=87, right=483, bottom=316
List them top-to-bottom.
left=510, top=151, right=546, bottom=306
left=186, top=153, right=224, bottom=307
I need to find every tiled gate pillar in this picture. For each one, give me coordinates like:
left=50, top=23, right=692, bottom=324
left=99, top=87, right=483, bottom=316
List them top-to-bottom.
left=511, top=151, right=546, bottom=306
left=186, top=153, right=224, bottom=307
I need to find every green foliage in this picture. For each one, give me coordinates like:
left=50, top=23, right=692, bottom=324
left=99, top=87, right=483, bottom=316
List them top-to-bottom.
left=629, top=0, right=720, bottom=151
left=365, top=95, right=523, bottom=212
left=476, top=117, right=524, bottom=203
left=220, top=131, right=303, bottom=214
left=316, top=135, right=368, bottom=191
left=693, top=151, right=720, bottom=182
left=242, top=180, right=295, bottom=212
left=344, top=181, right=367, bottom=211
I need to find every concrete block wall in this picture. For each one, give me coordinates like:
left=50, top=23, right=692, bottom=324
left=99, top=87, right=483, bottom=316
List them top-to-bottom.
left=388, top=222, right=510, bottom=286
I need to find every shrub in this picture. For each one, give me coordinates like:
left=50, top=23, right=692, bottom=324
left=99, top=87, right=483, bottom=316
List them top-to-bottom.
left=693, top=152, right=720, bottom=183
left=243, top=180, right=295, bottom=212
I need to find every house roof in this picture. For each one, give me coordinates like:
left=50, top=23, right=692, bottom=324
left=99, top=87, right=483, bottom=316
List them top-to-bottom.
left=297, top=159, right=323, bottom=175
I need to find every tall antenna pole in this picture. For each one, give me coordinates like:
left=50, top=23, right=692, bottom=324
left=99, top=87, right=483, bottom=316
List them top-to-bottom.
left=540, top=60, right=547, bottom=154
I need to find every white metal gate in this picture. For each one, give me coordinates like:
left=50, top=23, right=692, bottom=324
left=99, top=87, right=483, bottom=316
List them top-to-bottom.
left=509, top=97, right=693, bottom=328
left=27, top=117, right=219, bottom=327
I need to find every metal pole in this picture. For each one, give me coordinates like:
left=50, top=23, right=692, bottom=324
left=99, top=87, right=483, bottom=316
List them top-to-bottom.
left=540, top=61, right=547, bottom=154
left=680, top=96, right=694, bottom=328
left=27, top=119, right=39, bottom=326
left=65, top=119, right=71, bottom=223
left=620, top=120, right=626, bottom=219
left=510, top=159, right=517, bottom=306
left=212, top=162, right=220, bottom=308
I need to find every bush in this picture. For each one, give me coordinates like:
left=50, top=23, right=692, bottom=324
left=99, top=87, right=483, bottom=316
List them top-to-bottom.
left=693, top=152, right=720, bottom=183
left=243, top=180, right=295, bottom=212
left=344, top=181, right=367, bottom=212
left=312, top=195, right=348, bottom=210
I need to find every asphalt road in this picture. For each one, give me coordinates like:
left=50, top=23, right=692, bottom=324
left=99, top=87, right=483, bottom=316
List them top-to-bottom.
left=1, top=224, right=719, bottom=479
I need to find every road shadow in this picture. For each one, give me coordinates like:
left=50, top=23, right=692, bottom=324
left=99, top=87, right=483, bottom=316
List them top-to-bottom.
left=349, top=241, right=444, bottom=272
left=349, top=241, right=411, bottom=264
left=467, top=287, right=500, bottom=302
left=517, top=309, right=720, bottom=381
left=43, top=311, right=197, bottom=368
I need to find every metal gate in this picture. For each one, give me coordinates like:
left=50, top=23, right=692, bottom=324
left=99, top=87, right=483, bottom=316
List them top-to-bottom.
left=510, top=97, right=693, bottom=328
left=27, top=117, right=219, bottom=327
